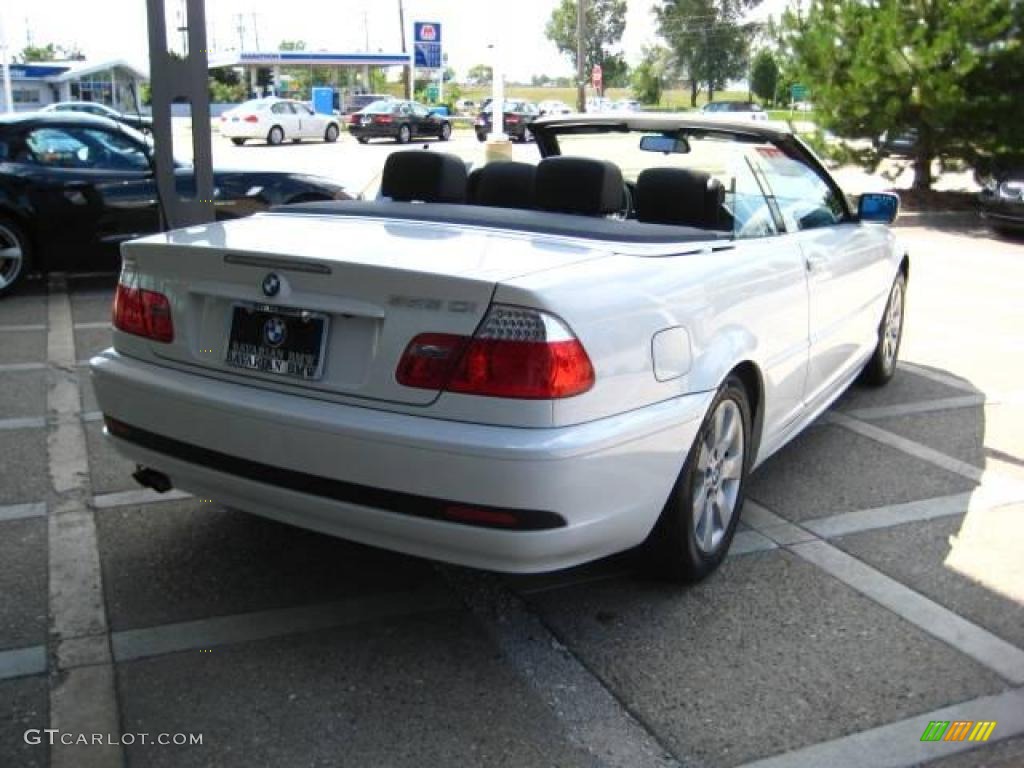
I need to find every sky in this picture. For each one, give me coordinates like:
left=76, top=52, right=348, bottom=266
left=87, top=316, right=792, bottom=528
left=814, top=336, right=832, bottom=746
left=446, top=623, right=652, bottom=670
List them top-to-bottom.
left=1, top=0, right=790, bottom=83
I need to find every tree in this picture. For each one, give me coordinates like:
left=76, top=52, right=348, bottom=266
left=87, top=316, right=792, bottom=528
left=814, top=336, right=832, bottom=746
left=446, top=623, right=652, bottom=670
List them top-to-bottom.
left=545, top=0, right=627, bottom=93
left=655, top=0, right=762, bottom=106
left=783, top=0, right=1024, bottom=190
left=19, top=42, right=85, bottom=62
left=632, top=46, right=675, bottom=104
left=749, top=49, right=779, bottom=105
left=467, top=64, right=493, bottom=84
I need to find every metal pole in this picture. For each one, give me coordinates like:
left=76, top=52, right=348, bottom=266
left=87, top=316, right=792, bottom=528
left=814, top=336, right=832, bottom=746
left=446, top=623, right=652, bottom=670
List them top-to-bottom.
left=398, top=0, right=410, bottom=100
left=576, top=0, right=586, bottom=112
left=0, top=9, right=13, bottom=114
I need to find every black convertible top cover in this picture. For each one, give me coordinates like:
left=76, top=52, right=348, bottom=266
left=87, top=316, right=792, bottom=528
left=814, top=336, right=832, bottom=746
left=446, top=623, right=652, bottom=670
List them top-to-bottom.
left=270, top=200, right=729, bottom=244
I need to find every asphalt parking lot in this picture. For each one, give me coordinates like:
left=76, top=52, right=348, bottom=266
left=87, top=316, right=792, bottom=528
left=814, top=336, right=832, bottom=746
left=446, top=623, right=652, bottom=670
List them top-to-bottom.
left=1, top=136, right=1023, bottom=768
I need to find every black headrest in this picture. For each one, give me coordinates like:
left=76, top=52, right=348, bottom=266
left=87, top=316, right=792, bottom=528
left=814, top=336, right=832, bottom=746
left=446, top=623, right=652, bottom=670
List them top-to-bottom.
left=381, top=151, right=467, bottom=203
left=535, top=157, right=623, bottom=215
left=471, top=161, right=537, bottom=208
left=636, top=168, right=725, bottom=229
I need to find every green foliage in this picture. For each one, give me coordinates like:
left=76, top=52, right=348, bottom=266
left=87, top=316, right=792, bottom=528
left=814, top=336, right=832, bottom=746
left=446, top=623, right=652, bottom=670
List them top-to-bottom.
left=545, top=0, right=628, bottom=88
left=655, top=0, right=762, bottom=106
left=783, top=0, right=1024, bottom=190
left=18, top=42, right=84, bottom=62
left=632, top=46, right=675, bottom=104
left=750, top=49, right=779, bottom=104
left=467, top=64, right=493, bottom=84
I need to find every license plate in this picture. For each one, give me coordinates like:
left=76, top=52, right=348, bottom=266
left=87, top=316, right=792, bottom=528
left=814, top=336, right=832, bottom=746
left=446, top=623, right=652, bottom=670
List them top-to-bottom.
left=225, top=304, right=328, bottom=380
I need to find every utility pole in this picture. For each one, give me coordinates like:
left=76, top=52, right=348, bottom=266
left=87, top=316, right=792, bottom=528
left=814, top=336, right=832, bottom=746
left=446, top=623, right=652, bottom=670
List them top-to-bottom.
left=398, top=0, right=410, bottom=99
left=576, top=0, right=586, bottom=112
left=0, top=10, right=13, bottom=114
left=251, top=13, right=261, bottom=50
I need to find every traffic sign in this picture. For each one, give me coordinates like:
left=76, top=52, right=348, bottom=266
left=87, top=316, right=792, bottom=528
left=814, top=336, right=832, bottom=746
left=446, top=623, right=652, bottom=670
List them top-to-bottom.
left=592, top=64, right=603, bottom=89
left=791, top=84, right=808, bottom=101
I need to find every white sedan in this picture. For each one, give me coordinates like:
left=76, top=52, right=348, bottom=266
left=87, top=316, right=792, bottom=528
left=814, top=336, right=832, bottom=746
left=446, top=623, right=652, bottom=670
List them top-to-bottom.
left=219, top=98, right=341, bottom=146
left=91, top=114, right=906, bottom=581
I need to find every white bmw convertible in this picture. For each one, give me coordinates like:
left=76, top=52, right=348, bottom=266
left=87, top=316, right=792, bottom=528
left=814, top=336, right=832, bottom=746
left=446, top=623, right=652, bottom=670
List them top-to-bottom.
left=90, top=114, right=907, bottom=581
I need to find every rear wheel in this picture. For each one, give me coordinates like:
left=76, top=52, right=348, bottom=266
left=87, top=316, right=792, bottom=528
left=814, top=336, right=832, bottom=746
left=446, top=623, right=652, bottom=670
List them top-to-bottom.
left=439, top=122, right=452, bottom=141
left=324, top=123, right=340, bottom=143
left=397, top=124, right=411, bottom=144
left=267, top=125, right=284, bottom=146
left=356, top=136, right=369, bottom=145
left=230, top=138, right=246, bottom=146
left=0, top=215, right=32, bottom=298
left=860, top=272, right=906, bottom=386
left=642, top=374, right=751, bottom=582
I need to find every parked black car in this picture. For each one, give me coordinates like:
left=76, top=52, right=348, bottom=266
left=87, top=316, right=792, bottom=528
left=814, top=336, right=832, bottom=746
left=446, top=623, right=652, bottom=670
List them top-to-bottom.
left=347, top=100, right=453, bottom=144
left=474, top=100, right=538, bottom=142
left=40, top=101, right=153, bottom=133
left=0, top=112, right=351, bottom=296
left=979, top=167, right=1024, bottom=235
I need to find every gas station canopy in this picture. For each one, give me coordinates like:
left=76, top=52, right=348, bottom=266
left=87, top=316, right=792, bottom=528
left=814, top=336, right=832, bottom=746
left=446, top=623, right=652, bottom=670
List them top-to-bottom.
left=208, top=51, right=410, bottom=69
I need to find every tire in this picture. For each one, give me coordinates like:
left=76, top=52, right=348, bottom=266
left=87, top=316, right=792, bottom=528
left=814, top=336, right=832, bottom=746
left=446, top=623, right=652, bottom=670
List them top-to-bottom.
left=439, top=122, right=452, bottom=141
left=324, top=124, right=340, bottom=143
left=396, top=124, right=411, bottom=144
left=267, top=126, right=284, bottom=146
left=476, top=133, right=486, bottom=143
left=356, top=137, right=369, bottom=145
left=230, top=138, right=246, bottom=146
left=0, top=215, right=32, bottom=298
left=860, top=272, right=906, bottom=386
left=642, top=374, right=751, bottom=582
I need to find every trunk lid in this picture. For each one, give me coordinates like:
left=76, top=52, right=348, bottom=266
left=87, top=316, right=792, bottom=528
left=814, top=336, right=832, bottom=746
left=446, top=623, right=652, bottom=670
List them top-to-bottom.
left=119, top=212, right=603, bottom=406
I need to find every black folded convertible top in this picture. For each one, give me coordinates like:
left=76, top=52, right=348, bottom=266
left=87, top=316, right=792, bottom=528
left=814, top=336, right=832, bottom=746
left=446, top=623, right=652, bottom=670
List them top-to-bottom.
left=270, top=201, right=730, bottom=245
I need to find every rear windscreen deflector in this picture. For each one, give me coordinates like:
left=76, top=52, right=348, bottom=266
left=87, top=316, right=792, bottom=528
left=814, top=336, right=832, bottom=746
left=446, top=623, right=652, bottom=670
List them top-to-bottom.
left=271, top=200, right=730, bottom=245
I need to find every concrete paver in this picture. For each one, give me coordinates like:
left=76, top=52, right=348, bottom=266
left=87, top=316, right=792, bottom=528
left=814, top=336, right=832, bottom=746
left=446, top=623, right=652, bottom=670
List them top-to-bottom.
left=72, top=328, right=112, bottom=363
left=0, top=330, right=46, bottom=365
left=0, top=370, right=47, bottom=420
left=874, top=404, right=1024, bottom=483
left=83, top=421, right=137, bottom=496
left=746, top=424, right=976, bottom=521
left=0, top=428, right=49, bottom=505
left=96, top=500, right=441, bottom=630
left=835, top=507, right=1024, bottom=649
left=0, top=519, right=47, bottom=652
left=530, top=550, right=1008, bottom=767
left=116, top=612, right=597, bottom=768
left=0, top=675, right=48, bottom=768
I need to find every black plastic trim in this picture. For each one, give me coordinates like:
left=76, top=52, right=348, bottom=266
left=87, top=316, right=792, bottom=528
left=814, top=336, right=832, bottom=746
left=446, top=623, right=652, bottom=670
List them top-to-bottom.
left=105, top=417, right=567, bottom=531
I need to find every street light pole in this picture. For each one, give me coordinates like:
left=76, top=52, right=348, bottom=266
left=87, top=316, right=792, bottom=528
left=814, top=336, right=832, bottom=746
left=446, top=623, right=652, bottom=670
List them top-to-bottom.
left=576, top=0, right=586, bottom=112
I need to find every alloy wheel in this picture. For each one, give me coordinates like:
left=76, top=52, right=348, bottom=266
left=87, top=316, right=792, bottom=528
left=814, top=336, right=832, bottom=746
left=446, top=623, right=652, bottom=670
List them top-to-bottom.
left=0, top=223, right=24, bottom=292
left=881, top=280, right=904, bottom=372
left=692, top=399, right=745, bottom=554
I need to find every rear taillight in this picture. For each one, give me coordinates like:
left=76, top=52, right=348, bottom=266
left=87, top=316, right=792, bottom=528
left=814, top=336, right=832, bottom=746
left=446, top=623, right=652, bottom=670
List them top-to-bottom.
left=243, top=114, right=259, bottom=123
left=348, top=114, right=359, bottom=124
left=505, top=115, right=520, bottom=124
left=113, top=279, right=174, bottom=343
left=396, top=305, right=594, bottom=399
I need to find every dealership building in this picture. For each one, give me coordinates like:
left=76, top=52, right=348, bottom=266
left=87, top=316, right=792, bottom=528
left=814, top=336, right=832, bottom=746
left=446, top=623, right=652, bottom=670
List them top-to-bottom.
left=0, top=59, right=148, bottom=112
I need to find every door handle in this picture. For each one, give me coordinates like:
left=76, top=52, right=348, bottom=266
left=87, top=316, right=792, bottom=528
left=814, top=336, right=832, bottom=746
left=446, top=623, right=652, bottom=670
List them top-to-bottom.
left=63, top=181, right=91, bottom=206
left=805, top=254, right=828, bottom=273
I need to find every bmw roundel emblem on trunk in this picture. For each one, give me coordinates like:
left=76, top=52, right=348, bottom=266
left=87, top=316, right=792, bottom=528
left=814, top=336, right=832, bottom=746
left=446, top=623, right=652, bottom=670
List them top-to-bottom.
left=262, top=272, right=281, bottom=297
left=263, top=317, right=287, bottom=347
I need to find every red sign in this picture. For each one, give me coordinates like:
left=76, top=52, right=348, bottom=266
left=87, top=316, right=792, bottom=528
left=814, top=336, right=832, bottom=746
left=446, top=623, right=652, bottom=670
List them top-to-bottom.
left=419, top=24, right=437, bottom=42
left=591, top=64, right=603, bottom=89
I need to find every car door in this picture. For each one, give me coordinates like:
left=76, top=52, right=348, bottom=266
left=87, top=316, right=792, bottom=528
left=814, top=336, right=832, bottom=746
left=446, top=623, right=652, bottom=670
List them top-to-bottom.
left=269, top=101, right=298, bottom=139
left=291, top=102, right=322, bottom=138
left=409, top=103, right=433, bottom=136
left=20, top=124, right=158, bottom=270
left=755, top=146, right=890, bottom=406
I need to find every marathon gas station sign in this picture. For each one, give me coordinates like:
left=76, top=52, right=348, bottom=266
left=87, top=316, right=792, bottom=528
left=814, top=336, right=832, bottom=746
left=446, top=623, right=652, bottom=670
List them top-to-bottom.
left=413, top=23, right=443, bottom=69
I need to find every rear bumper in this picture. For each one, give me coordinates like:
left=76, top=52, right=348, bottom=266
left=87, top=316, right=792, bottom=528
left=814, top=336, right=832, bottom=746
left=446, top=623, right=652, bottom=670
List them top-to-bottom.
left=348, top=125, right=396, bottom=140
left=90, top=350, right=710, bottom=572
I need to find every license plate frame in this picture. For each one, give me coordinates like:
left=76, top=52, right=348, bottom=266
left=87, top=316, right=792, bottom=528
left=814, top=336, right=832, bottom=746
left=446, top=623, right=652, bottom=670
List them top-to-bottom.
left=225, top=303, right=329, bottom=381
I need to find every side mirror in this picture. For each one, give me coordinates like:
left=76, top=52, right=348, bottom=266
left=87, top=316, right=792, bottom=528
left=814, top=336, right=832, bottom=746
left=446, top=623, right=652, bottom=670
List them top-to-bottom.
left=858, top=192, right=899, bottom=224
